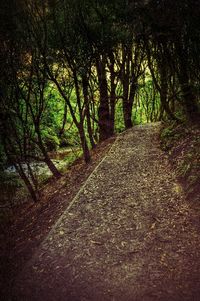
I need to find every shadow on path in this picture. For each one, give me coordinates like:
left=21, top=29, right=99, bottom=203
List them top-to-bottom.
left=12, top=123, right=200, bottom=301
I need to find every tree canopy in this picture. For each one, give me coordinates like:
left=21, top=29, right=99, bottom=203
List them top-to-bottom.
left=0, top=0, right=199, bottom=201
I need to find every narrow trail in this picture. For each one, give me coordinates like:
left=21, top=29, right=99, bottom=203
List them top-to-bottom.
left=12, top=123, right=200, bottom=301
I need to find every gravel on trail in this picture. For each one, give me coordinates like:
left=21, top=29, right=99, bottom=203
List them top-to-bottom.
left=12, top=122, right=200, bottom=301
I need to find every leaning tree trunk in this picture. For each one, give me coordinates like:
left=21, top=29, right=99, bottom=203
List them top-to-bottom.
left=36, top=126, right=62, bottom=179
left=3, top=137, right=39, bottom=202
left=15, top=163, right=39, bottom=202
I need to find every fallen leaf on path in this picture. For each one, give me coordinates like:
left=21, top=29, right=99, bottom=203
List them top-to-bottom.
left=150, top=222, right=156, bottom=229
left=90, top=240, right=103, bottom=245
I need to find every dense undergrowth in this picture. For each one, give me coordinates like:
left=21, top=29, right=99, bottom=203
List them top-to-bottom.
left=160, top=121, right=200, bottom=205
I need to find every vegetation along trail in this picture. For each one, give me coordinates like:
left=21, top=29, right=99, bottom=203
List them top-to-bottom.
left=12, top=122, right=200, bottom=301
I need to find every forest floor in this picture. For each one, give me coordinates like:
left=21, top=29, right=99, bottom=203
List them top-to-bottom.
left=2, top=122, right=200, bottom=301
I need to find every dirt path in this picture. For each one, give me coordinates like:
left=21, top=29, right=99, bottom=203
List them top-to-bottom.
left=12, top=123, right=200, bottom=301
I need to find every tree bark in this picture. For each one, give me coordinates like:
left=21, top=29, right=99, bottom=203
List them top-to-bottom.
left=176, top=41, right=199, bottom=121
left=121, top=46, right=137, bottom=129
left=108, top=52, right=117, bottom=135
left=96, top=55, right=112, bottom=141
left=73, top=70, right=91, bottom=163
left=82, top=75, right=96, bottom=149
left=59, top=100, right=68, bottom=137
left=36, top=126, right=62, bottom=179
left=78, top=126, right=91, bottom=164
left=15, top=163, right=39, bottom=202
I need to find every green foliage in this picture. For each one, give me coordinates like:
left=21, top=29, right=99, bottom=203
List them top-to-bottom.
left=1, top=0, right=199, bottom=204
left=44, top=86, right=65, bottom=128
left=115, top=101, right=125, bottom=132
left=160, top=121, right=184, bottom=151
left=42, top=128, right=60, bottom=151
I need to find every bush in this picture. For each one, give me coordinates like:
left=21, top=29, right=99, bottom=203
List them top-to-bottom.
left=42, top=128, right=60, bottom=151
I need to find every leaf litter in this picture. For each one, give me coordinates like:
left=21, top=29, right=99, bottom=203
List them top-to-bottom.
left=9, top=123, right=200, bottom=300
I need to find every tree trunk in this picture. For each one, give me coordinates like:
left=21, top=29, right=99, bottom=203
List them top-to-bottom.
left=146, top=40, right=179, bottom=122
left=175, top=40, right=200, bottom=121
left=121, top=47, right=135, bottom=129
left=108, top=52, right=116, bottom=136
left=96, top=56, right=112, bottom=141
left=159, top=63, right=178, bottom=121
left=179, top=69, right=199, bottom=121
left=73, top=70, right=91, bottom=163
left=82, top=75, right=96, bottom=149
left=123, top=83, right=136, bottom=128
left=59, top=100, right=67, bottom=137
left=123, top=101, right=133, bottom=128
left=78, top=125, right=91, bottom=164
left=36, top=126, right=62, bottom=179
left=15, top=163, right=39, bottom=202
